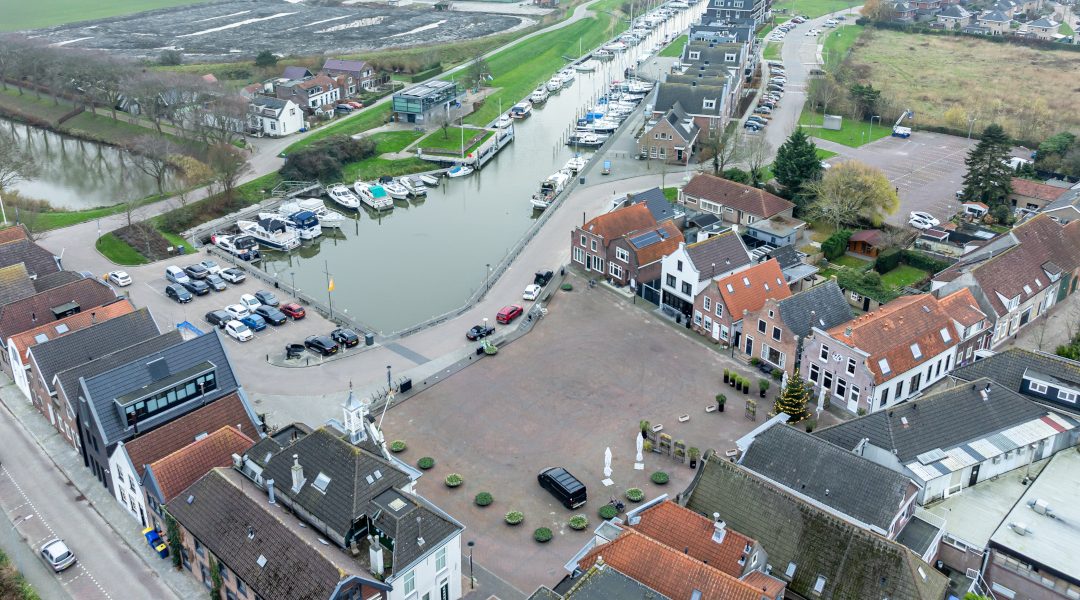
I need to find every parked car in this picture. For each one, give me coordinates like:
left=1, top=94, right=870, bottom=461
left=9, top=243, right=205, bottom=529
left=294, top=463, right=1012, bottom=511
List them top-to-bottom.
left=346, top=101, right=364, bottom=109
left=754, top=107, right=772, bottom=114
left=744, top=122, right=763, bottom=131
left=909, top=211, right=941, bottom=227
left=908, top=216, right=934, bottom=230
left=198, top=260, right=223, bottom=275
left=183, top=263, right=210, bottom=280
left=165, top=265, right=190, bottom=284
left=220, top=268, right=246, bottom=284
left=106, top=270, right=132, bottom=287
left=534, top=270, right=554, bottom=286
left=205, top=273, right=227, bottom=292
left=181, top=279, right=211, bottom=296
left=166, top=284, right=192, bottom=304
left=523, top=284, right=542, bottom=301
left=254, top=290, right=279, bottom=307
left=239, top=293, right=261, bottom=313
left=281, top=303, right=306, bottom=319
left=225, top=304, right=250, bottom=320
left=496, top=304, right=524, bottom=324
left=254, top=305, right=288, bottom=326
left=205, top=310, right=232, bottom=329
left=241, top=314, right=267, bottom=332
left=225, top=320, right=254, bottom=342
left=466, top=323, right=496, bottom=340
left=331, top=328, right=360, bottom=348
left=305, top=335, right=339, bottom=356
left=537, top=467, right=588, bottom=509
left=39, top=539, right=76, bottom=573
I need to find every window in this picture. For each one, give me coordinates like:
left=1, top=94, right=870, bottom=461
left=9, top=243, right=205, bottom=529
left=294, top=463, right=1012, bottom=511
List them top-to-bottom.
left=688, top=51, right=700, bottom=60
left=725, top=53, right=737, bottom=62
left=703, top=99, right=716, bottom=110
left=700, top=199, right=722, bottom=214
left=580, top=235, right=587, bottom=247
left=590, top=239, right=597, bottom=252
left=573, top=247, right=585, bottom=264
left=616, top=247, right=630, bottom=263
left=677, top=260, right=684, bottom=272
left=609, top=263, right=623, bottom=279
left=666, top=274, right=676, bottom=288
left=682, top=282, right=692, bottom=295
left=850, top=291, right=861, bottom=302
left=704, top=297, right=712, bottom=312
left=715, top=303, right=723, bottom=318
left=768, top=309, right=774, bottom=318
left=694, top=311, right=703, bottom=326
left=758, top=319, right=767, bottom=333
left=720, top=325, right=729, bottom=340
left=772, top=327, right=781, bottom=341
left=940, top=328, right=952, bottom=343
left=910, top=343, right=922, bottom=359
left=819, top=345, right=829, bottom=362
left=847, top=358, right=856, bottom=376
left=809, top=364, right=820, bottom=383
left=120, top=370, right=217, bottom=426
left=822, top=371, right=833, bottom=390
left=909, top=372, right=922, bottom=393
left=835, top=378, right=847, bottom=399
left=895, top=380, right=904, bottom=399
left=1029, top=381, right=1048, bottom=394
left=850, top=385, right=860, bottom=404
left=879, top=386, right=889, bottom=407
left=1058, top=389, right=1078, bottom=403
left=195, top=539, right=205, bottom=557
left=436, top=546, right=447, bottom=572
left=181, top=547, right=191, bottom=571
left=219, top=562, right=229, bottom=582
left=785, top=562, right=797, bottom=577
left=201, top=566, right=212, bottom=589
left=404, top=570, right=416, bottom=595
left=813, top=576, right=826, bottom=594
left=237, top=580, right=248, bottom=596
left=227, top=591, right=238, bottom=600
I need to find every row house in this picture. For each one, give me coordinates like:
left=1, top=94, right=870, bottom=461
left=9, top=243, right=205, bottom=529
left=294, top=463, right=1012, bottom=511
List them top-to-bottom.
left=701, top=0, right=771, bottom=26
left=936, top=3, right=971, bottom=26
left=978, top=10, right=1012, bottom=34
left=682, top=39, right=751, bottom=91
left=322, top=58, right=378, bottom=93
left=274, top=74, right=341, bottom=114
left=652, top=81, right=730, bottom=134
left=637, top=102, right=700, bottom=164
left=679, top=174, right=798, bottom=233
left=572, top=203, right=685, bottom=293
left=932, top=214, right=1080, bottom=349
left=0, top=224, right=61, bottom=281
left=660, top=229, right=753, bottom=318
left=692, top=258, right=790, bottom=352
left=742, top=281, right=852, bottom=376
left=801, top=290, right=987, bottom=415
left=947, top=347, right=1080, bottom=416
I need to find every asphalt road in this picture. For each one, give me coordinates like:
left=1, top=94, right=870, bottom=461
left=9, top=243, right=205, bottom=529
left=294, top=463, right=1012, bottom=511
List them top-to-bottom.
left=0, top=401, right=176, bottom=600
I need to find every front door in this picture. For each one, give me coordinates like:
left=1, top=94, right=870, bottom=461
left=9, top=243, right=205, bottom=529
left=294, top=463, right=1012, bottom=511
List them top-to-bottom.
left=862, top=296, right=871, bottom=312
left=745, top=336, right=753, bottom=356
left=968, top=464, right=981, bottom=487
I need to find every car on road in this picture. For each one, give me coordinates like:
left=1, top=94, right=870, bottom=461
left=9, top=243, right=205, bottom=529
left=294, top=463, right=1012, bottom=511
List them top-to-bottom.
left=792, top=16, right=806, bottom=23
left=805, top=28, right=820, bottom=35
left=767, top=60, right=783, bottom=67
left=347, top=101, right=364, bottom=109
left=755, top=107, right=772, bottom=114
left=744, top=121, right=763, bottom=131
left=909, top=211, right=941, bottom=227
left=908, top=216, right=935, bottom=230
left=198, top=260, right=223, bottom=275
left=183, top=263, right=210, bottom=280
left=165, top=265, right=190, bottom=285
left=220, top=268, right=246, bottom=284
left=106, top=270, right=132, bottom=287
left=534, top=270, right=554, bottom=286
left=205, top=273, right=227, bottom=292
left=181, top=278, right=211, bottom=296
left=166, top=284, right=192, bottom=304
left=523, top=284, right=542, bottom=301
left=254, top=290, right=280, bottom=307
left=239, top=293, right=261, bottom=313
left=281, top=303, right=306, bottom=320
left=225, top=304, right=250, bottom=320
left=496, top=304, right=524, bottom=324
left=254, top=305, right=288, bottom=325
left=205, top=310, right=232, bottom=329
left=241, top=314, right=267, bottom=332
left=225, top=320, right=254, bottom=342
left=466, top=323, right=496, bottom=340
left=331, top=328, right=360, bottom=348
left=305, top=335, right=339, bottom=356
left=538, top=467, right=587, bottom=509
left=39, top=539, right=76, bottom=572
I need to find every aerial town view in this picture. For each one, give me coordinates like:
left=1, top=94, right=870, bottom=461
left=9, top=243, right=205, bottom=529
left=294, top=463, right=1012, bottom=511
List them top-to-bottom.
left=1, top=0, right=1079, bottom=596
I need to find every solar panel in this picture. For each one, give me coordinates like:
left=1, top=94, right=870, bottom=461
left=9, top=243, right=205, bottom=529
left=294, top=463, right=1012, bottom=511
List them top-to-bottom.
left=629, top=230, right=662, bottom=247
left=916, top=448, right=947, bottom=465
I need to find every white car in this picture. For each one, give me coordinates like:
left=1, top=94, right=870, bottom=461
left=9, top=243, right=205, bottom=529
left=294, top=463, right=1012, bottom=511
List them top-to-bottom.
left=805, top=28, right=820, bottom=36
left=909, top=211, right=940, bottom=227
left=908, top=216, right=934, bottom=230
left=198, top=260, right=223, bottom=275
left=220, top=268, right=246, bottom=284
left=107, top=270, right=132, bottom=287
left=523, top=284, right=542, bottom=301
left=239, top=294, right=261, bottom=313
left=225, top=304, right=250, bottom=320
left=225, top=320, right=253, bottom=342
left=39, top=539, right=76, bottom=572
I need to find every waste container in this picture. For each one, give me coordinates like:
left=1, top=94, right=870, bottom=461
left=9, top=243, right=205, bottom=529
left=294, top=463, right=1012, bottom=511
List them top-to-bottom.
left=579, top=176, right=585, bottom=185
left=178, top=245, right=186, bottom=255
left=364, top=332, right=375, bottom=346
left=399, top=378, right=412, bottom=393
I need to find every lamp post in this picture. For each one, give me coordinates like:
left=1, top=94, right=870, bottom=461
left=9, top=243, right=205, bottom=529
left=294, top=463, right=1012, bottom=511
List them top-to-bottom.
left=869, top=115, right=881, bottom=139
left=966, top=116, right=978, bottom=140
left=485, top=263, right=492, bottom=293
left=290, top=271, right=297, bottom=300
left=386, top=365, right=392, bottom=390
left=467, top=540, right=475, bottom=590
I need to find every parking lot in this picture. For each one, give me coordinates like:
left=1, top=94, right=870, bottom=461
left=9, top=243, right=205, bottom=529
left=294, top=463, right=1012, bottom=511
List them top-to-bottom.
left=377, top=278, right=841, bottom=595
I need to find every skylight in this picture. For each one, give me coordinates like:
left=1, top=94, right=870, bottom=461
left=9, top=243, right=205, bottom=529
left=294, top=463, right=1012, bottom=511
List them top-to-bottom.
left=742, top=277, right=751, bottom=287
left=1035, top=278, right=1043, bottom=288
left=726, top=284, right=734, bottom=293
left=1023, top=285, right=1032, bottom=295
left=54, top=324, right=69, bottom=334
left=940, top=328, right=952, bottom=343
left=34, top=333, right=49, bottom=344
left=910, top=343, right=922, bottom=359
left=878, top=358, right=891, bottom=374
left=312, top=472, right=331, bottom=493
left=389, top=497, right=408, bottom=512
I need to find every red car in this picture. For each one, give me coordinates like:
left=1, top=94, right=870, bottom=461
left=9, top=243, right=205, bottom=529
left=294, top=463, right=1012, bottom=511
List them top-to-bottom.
left=347, top=101, right=364, bottom=109
left=281, top=303, right=306, bottom=320
left=496, top=304, right=524, bottom=324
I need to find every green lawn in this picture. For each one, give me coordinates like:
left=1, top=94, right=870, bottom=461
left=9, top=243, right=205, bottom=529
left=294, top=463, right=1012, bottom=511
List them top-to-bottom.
left=1, top=0, right=211, bottom=31
left=771, top=0, right=860, bottom=18
left=821, top=24, right=863, bottom=71
left=659, top=34, right=687, bottom=58
left=762, top=42, right=782, bottom=61
left=798, top=107, right=894, bottom=147
left=283, top=108, right=391, bottom=155
left=417, top=127, right=494, bottom=154
left=370, top=130, right=425, bottom=154
left=817, top=148, right=838, bottom=159
left=341, top=157, right=437, bottom=182
left=95, top=232, right=148, bottom=265
left=832, top=254, right=869, bottom=268
left=880, top=264, right=929, bottom=289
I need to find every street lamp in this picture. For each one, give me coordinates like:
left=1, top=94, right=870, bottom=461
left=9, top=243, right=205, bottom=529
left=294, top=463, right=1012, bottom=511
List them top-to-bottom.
left=869, top=115, right=881, bottom=139
left=967, top=116, right=978, bottom=140
left=485, top=263, right=492, bottom=293
left=290, top=271, right=297, bottom=300
left=386, top=365, right=392, bottom=390
left=467, top=540, right=475, bottom=590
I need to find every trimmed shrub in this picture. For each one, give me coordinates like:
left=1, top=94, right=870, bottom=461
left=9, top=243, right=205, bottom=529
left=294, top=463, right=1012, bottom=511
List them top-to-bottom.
left=822, top=230, right=853, bottom=261
left=873, top=249, right=902, bottom=274
left=561, top=282, right=573, bottom=291
left=389, top=440, right=407, bottom=453
left=417, top=456, right=435, bottom=470
left=651, top=471, right=670, bottom=485
left=444, top=473, right=463, bottom=488
left=625, top=488, right=645, bottom=502
left=474, top=492, right=493, bottom=506
left=598, top=504, right=619, bottom=520
left=505, top=511, right=524, bottom=525
left=569, top=515, right=589, bottom=530
left=533, top=527, right=553, bottom=543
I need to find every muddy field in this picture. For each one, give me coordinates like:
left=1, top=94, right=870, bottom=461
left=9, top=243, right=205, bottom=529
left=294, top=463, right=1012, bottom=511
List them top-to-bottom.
left=28, top=0, right=528, bottom=60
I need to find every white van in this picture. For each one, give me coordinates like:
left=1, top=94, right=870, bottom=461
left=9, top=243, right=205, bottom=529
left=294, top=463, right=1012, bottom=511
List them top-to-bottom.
left=824, top=19, right=838, bottom=27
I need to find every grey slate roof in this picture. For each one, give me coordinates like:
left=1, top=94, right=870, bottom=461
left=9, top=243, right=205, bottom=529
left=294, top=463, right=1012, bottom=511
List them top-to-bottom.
left=938, top=4, right=970, bottom=17
left=980, top=9, right=1010, bottom=22
left=683, top=41, right=743, bottom=67
left=322, top=59, right=368, bottom=73
left=281, top=66, right=312, bottom=80
left=653, top=82, right=727, bottom=117
left=252, top=96, right=290, bottom=113
left=663, top=102, right=700, bottom=143
left=626, top=187, right=681, bottom=223
left=1044, top=187, right=1080, bottom=212
left=685, top=231, right=753, bottom=281
left=0, top=239, right=60, bottom=279
left=0, top=263, right=36, bottom=307
left=32, top=270, right=83, bottom=293
left=777, top=281, right=852, bottom=338
left=30, top=308, right=160, bottom=395
left=54, top=330, right=183, bottom=414
left=81, top=331, right=240, bottom=446
left=949, top=348, right=1080, bottom=412
left=813, top=378, right=1051, bottom=463
left=739, top=424, right=913, bottom=533
left=683, top=454, right=949, bottom=600
left=371, top=488, right=461, bottom=578
left=544, top=564, right=671, bottom=599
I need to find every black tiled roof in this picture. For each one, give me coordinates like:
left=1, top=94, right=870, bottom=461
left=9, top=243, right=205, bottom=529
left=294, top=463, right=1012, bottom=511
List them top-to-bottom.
left=654, top=83, right=727, bottom=117
left=626, top=187, right=680, bottom=223
left=685, top=231, right=753, bottom=281
left=0, top=239, right=59, bottom=279
left=0, top=263, right=35, bottom=307
left=32, top=270, right=83, bottom=292
left=777, top=281, right=852, bottom=338
left=949, top=348, right=1080, bottom=412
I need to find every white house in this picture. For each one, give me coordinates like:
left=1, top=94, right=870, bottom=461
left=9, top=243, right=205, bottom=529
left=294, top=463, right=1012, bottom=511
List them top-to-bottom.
left=248, top=97, right=304, bottom=137
left=659, top=228, right=752, bottom=318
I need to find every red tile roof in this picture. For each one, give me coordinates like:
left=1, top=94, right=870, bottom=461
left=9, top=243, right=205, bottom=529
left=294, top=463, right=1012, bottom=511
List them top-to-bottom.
left=297, top=75, right=337, bottom=91
left=682, top=174, right=794, bottom=219
left=1010, top=178, right=1069, bottom=202
left=581, top=203, right=657, bottom=243
left=632, top=221, right=685, bottom=265
left=0, top=225, right=28, bottom=245
left=849, top=229, right=883, bottom=245
left=715, top=258, right=792, bottom=319
left=0, top=279, right=119, bottom=342
left=937, top=288, right=986, bottom=327
left=7, top=300, right=135, bottom=363
left=124, top=393, right=259, bottom=478
left=147, top=426, right=255, bottom=503
left=626, top=501, right=756, bottom=577
left=577, top=529, right=765, bottom=600
left=742, top=571, right=786, bottom=599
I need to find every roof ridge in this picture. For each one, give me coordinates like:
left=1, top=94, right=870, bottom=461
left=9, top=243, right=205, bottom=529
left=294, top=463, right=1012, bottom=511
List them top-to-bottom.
left=148, top=425, right=253, bottom=469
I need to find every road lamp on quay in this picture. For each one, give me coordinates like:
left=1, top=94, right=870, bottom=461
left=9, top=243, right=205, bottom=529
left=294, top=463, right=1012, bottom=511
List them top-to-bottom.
left=869, top=114, right=881, bottom=139
left=467, top=540, right=475, bottom=590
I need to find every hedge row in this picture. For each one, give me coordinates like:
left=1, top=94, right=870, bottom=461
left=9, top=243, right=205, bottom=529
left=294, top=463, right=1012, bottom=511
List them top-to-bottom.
left=409, top=65, right=444, bottom=82
left=822, top=230, right=853, bottom=261
left=874, top=249, right=952, bottom=275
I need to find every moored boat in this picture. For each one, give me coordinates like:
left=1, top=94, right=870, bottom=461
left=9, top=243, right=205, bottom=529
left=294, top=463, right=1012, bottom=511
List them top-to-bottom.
left=574, top=61, right=597, bottom=72
left=546, top=77, right=563, bottom=92
left=529, top=86, right=549, bottom=105
left=510, top=101, right=533, bottom=119
left=495, top=114, right=513, bottom=129
left=568, top=132, right=606, bottom=147
left=564, top=156, right=589, bottom=174
left=447, top=164, right=474, bottom=178
left=530, top=170, right=572, bottom=210
left=419, top=173, right=441, bottom=187
left=378, top=176, right=410, bottom=200
left=398, top=176, right=428, bottom=197
left=353, top=181, right=394, bottom=211
left=326, top=184, right=361, bottom=210
left=289, top=199, right=347, bottom=229
left=262, top=209, right=322, bottom=240
left=237, top=217, right=301, bottom=251
left=211, top=233, right=261, bottom=261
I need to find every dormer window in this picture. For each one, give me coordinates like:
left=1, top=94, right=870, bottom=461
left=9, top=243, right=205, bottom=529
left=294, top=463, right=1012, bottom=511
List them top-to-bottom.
left=689, top=51, right=701, bottom=60
left=725, top=53, right=736, bottom=61
left=703, top=99, right=716, bottom=110
left=940, top=328, right=952, bottom=343
left=910, top=343, right=922, bottom=359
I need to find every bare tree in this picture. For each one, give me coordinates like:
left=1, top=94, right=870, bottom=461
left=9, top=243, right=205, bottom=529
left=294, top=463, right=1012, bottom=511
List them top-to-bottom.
left=125, top=72, right=172, bottom=134
left=808, top=75, right=844, bottom=117
left=197, top=94, right=249, bottom=146
left=698, top=124, right=741, bottom=176
left=130, top=135, right=178, bottom=195
left=743, top=135, right=772, bottom=185
left=0, top=143, right=38, bottom=193
left=208, top=143, right=250, bottom=200
left=171, top=155, right=213, bottom=207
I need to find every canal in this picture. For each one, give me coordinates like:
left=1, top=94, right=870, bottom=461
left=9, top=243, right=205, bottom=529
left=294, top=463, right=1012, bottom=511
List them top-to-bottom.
left=256, top=4, right=702, bottom=334
left=1, top=118, right=166, bottom=210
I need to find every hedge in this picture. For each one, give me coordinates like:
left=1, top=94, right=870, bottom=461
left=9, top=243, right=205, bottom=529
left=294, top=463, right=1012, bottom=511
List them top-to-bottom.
left=409, top=65, right=444, bottom=82
left=822, top=230, right=853, bottom=261
left=874, top=249, right=952, bottom=276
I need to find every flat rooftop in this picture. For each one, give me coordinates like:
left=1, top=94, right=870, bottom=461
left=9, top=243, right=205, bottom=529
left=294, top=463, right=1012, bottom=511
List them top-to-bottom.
left=397, top=80, right=457, bottom=99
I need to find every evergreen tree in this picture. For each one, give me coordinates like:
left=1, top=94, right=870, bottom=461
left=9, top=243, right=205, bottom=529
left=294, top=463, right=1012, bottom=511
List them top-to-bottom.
left=962, top=124, right=1013, bottom=205
left=773, top=128, right=823, bottom=210
left=774, top=371, right=811, bottom=423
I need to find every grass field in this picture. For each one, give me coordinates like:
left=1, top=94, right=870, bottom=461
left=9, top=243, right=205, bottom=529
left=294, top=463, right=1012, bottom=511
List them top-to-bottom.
left=1, top=0, right=211, bottom=31
left=771, top=0, right=859, bottom=18
left=821, top=24, right=863, bottom=70
left=849, top=29, right=1080, bottom=140
left=659, top=34, right=687, bottom=57
left=762, top=42, right=782, bottom=61
left=799, top=107, right=894, bottom=147
left=417, top=127, right=494, bottom=154
left=340, top=131, right=436, bottom=182
left=95, top=232, right=148, bottom=265
left=832, top=254, right=869, bottom=268
left=880, top=264, right=928, bottom=289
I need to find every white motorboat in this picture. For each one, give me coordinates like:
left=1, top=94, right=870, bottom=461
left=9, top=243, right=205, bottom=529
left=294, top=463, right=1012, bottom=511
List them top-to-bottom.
left=593, top=49, right=614, bottom=61
left=574, top=61, right=598, bottom=72
left=558, top=69, right=576, bottom=84
left=546, top=77, right=563, bottom=92
left=627, top=80, right=654, bottom=93
left=529, top=86, right=549, bottom=105
left=510, top=101, right=533, bottom=119
left=495, top=114, right=513, bottom=129
left=582, top=119, right=620, bottom=134
left=568, top=132, right=605, bottom=147
left=564, top=156, right=589, bottom=174
left=447, top=164, right=474, bottom=178
left=530, top=171, right=572, bottom=210
left=419, top=173, right=441, bottom=187
left=398, top=176, right=428, bottom=197
left=378, top=177, right=409, bottom=200
left=353, top=181, right=394, bottom=210
left=327, top=184, right=361, bottom=210
left=290, top=199, right=347, bottom=229
left=262, top=209, right=322, bottom=240
left=236, top=217, right=301, bottom=251
left=210, top=233, right=261, bottom=261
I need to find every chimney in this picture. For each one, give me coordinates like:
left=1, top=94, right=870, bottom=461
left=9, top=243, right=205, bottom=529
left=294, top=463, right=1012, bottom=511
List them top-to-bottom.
left=91, top=312, right=97, bottom=324
left=844, top=327, right=852, bottom=337
left=981, top=383, right=991, bottom=401
left=290, top=454, right=305, bottom=493
left=267, top=479, right=276, bottom=505
left=711, top=513, right=727, bottom=543
left=368, top=534, right=385, bottom=577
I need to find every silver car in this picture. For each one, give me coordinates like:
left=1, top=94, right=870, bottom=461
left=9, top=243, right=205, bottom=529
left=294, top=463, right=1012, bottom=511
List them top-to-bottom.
left=39, top=539, right=76, bottom=572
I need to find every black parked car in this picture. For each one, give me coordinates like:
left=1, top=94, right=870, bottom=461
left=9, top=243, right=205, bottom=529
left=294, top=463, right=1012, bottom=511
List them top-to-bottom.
left=183, top=264, right=210, bottom=280
left=534, top=270, right=554, bottom=286
left=205, top=273, right=227, bottom=292
left=181, top=278, right=211, bottom=296
left=165, top=284, right=192, bottom=304
left=254, top=290, right=279, bottom=307
left=254, top=305, right=288, bottom=326
left=205, top=310, right=232, bottom=329
left=466, top=324, right=496, bottom=340
left=331, top=328, right=360, bottom=348
left=305, top=335, right=339, bottom=357
left=538, top=467, right=587, bottom=509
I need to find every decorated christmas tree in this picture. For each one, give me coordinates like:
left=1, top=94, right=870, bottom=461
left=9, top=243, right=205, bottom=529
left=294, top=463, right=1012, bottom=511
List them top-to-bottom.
left=774, top=370, right=811, bottom=423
